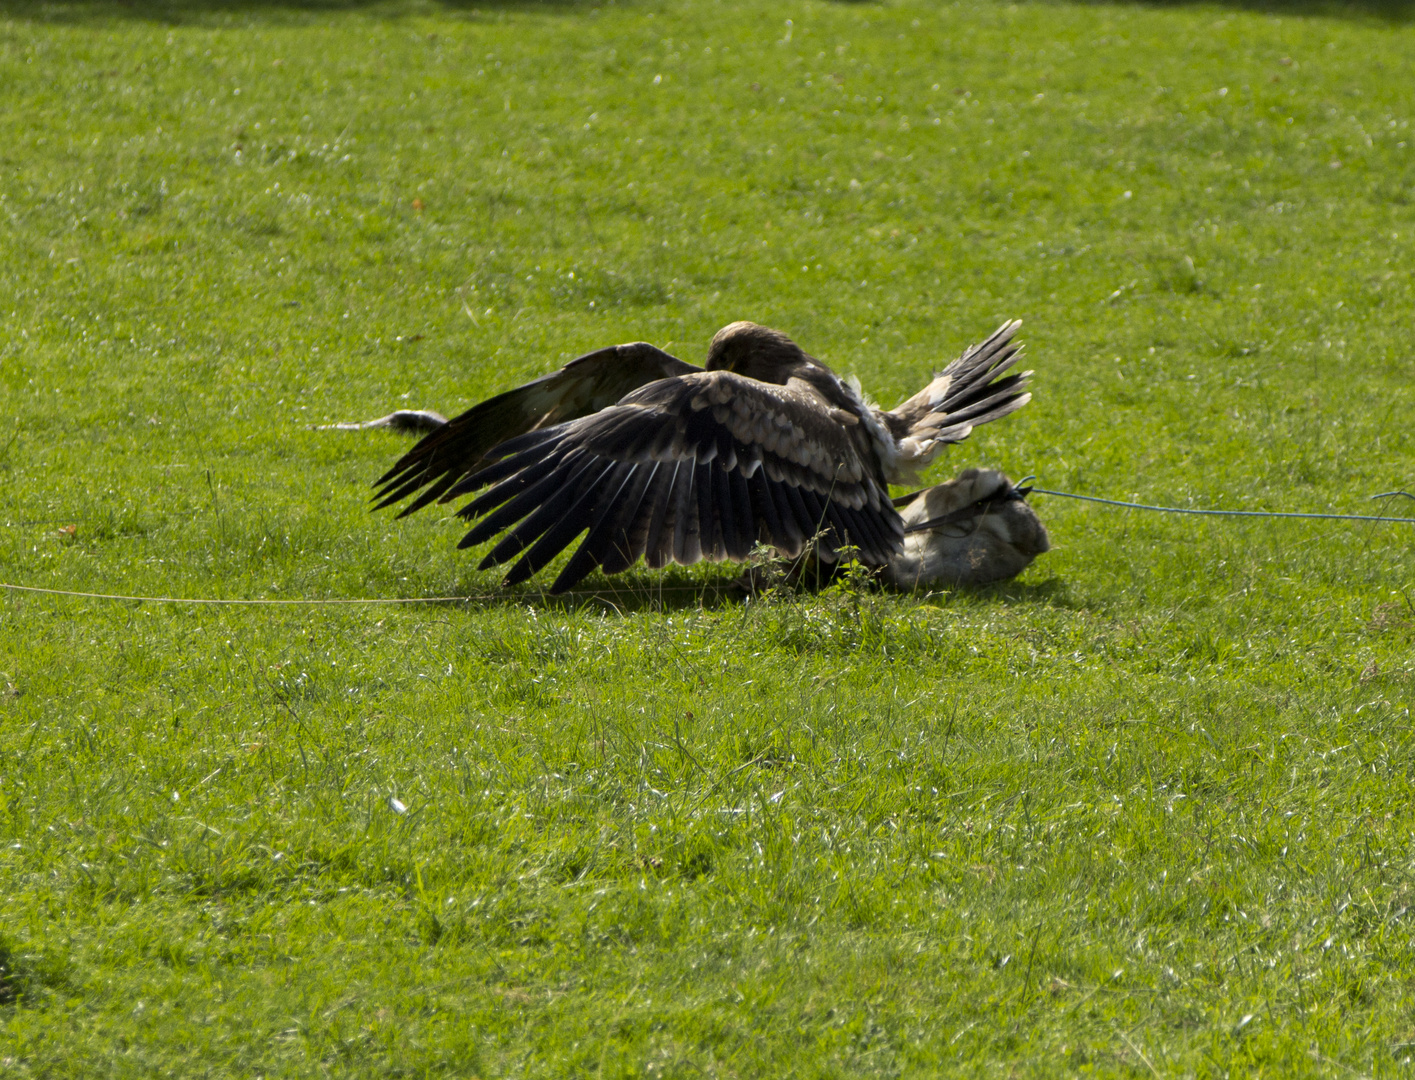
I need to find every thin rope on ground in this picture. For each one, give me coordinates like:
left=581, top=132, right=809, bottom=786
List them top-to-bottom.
left=4, top=481, right=1411, bottom=607
left=1029, top=488, right=1415, bottom=524
left=0, top=581, right=740, bottom=606
left=0, top=583, right=483, bottom=605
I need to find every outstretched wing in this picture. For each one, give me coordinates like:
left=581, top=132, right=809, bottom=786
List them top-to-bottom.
left=887, top=320, right=1032, bottom=445
left=374, top=342, right=699, bottom=517
left=444, top=371, right=904, bottom=593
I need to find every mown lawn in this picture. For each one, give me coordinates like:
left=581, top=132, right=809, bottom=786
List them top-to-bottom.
left=1, top=0, right=1414, bottom=1073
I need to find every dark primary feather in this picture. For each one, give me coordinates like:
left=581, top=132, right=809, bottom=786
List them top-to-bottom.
left=373, top=342, right=697, bottom=516
left=442, top=369, right=901, bottom=592
left=498, top=460, right=618, bottom=579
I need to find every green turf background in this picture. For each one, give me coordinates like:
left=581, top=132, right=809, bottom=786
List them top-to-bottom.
left=1, top=0, right=1413, bottom=1073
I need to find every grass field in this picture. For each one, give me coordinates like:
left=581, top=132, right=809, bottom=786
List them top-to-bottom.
left=2, top=0, right=1414, bottom=1072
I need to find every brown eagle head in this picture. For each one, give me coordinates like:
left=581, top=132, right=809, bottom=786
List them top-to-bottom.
left=704, top=321, right=809, bottom=380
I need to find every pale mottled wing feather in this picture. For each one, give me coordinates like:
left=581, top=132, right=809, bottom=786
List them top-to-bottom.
left=373, top=342, right=699, bottom=517
left=448, top=371, right=904, bottom=592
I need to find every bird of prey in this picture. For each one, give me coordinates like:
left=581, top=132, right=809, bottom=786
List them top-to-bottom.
left=364, top=320, right=1037, bottom=593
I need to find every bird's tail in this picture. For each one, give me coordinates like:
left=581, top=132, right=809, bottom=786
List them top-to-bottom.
left=887, top=320, right=1031, bottom=455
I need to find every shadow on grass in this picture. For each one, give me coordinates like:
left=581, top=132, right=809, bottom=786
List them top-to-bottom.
left=0, top=0, right=598, bottom=25
left=3, top=0, right=1410, bottom=21
left=842, top=0, right=1415, bottom=21
left=1056, top=0, right=1415, bottom=23
left=423, top=565, right=1076, bottom=615
left=431, top=571, right=758, bottom=615
left=0, top=934, right=73, bottom=1008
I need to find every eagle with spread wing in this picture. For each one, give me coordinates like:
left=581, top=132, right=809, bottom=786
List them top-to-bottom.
left=361, top=320, right=1041, bottom=592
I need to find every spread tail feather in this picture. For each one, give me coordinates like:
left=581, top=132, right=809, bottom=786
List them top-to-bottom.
left=885, top=320, right=1031, bottom=470
left=889, top=320, right=1029, bottom=433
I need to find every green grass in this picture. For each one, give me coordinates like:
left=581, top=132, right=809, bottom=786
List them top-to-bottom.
left=2, top=0, right=1414, bottom=1073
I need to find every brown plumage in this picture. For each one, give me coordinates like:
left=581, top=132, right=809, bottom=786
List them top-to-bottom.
left=370, top=320, right=1032, bottom=593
